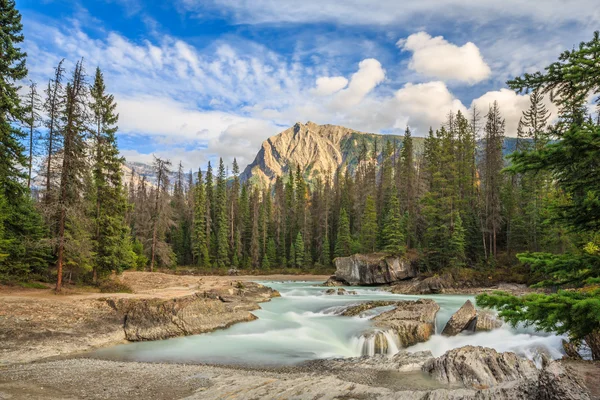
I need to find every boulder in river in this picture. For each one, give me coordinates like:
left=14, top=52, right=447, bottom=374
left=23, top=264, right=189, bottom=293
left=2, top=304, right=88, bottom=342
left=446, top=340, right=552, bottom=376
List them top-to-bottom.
left=334, top=252, right=417, bottom=285
left=322, top=276, right=345, bottom=287
left=371, top=299, right=440, bottom=348
left=441, top=300, right=477, bottom=336
left=441, top=300, right=502, bottom=336
left=475, top=309, right=503, bottom=332
left=423, top=345, right=539, bottom=388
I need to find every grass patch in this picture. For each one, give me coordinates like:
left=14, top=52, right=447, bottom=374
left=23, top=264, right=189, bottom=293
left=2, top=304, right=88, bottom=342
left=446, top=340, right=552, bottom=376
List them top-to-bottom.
left=17, top=281, right=49, bottom=289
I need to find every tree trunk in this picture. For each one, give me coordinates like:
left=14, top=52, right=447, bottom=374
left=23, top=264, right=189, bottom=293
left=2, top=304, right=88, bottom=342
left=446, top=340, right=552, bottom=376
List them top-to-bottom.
left=28, top=108, right=33, bottom=189
left=45, top=122, right=54, bottom=204
left=55, top=207, right=65, bottom=292
left=585, top=330, right=600, bottom=361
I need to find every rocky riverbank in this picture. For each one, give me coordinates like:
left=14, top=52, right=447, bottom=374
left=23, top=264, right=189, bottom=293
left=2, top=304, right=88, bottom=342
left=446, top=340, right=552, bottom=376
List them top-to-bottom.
left=0, top=271, right=282, bottom=365
left=0, top=346, right=596, bottom=400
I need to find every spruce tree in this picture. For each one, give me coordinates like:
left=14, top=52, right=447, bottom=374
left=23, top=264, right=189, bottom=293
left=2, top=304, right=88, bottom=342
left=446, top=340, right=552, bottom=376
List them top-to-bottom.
left=0, top=0, right=27, bottom=201
left=479, top=32, right=600, bottom=359
left=42, top=59, right=65, bottom=205
left=54, top=60, right=92, bottom=291
left=89, top=67, right=133, bottom=281
left=23, top=81, right=41, bottom=189
left=481, top=101, right=505, bottom=257
left=398, top=126, right=416, bottom=247
left=149, top=156, right=174, bottom=271
left=214, top=158, right=229, bottom=268
left=192, top=168, right=209, bottom=266
left=382, top=192, right=405, bottom=255
left=360, top=195, right=377, bottom=253
left=334, top=208, right=352, bottom=257
left=449, top=212, right=466, bottom=266
left=294, top=232, right=304, bottom=267
left=321, top=234, right=331, bottom=266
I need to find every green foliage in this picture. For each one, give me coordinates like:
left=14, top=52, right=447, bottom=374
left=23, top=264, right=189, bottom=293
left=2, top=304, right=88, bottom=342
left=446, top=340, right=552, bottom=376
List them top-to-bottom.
left=478, top=32, right=600, bottom=356
left=214, top=158, right=229, bottom=268
left=381, top=193, right=405, bottom=255
left=360, top=195, right=377, bottom=253
left=334, top=208, right=352, bottom=257
left=449, top=212, right=467, bottom=266
left=294, top=232, right=304, bottom=267
left=477, top=288, right=600, bottom=341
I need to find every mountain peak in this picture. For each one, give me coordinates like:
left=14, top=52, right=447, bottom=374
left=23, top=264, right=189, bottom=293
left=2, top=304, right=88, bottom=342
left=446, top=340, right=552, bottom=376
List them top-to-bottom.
left=240, top=122, right=409, bottom=186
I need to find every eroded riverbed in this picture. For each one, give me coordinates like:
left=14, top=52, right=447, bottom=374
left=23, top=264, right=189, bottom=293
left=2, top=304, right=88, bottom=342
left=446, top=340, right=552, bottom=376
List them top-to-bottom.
left=91, top=280, right=565, bottom=366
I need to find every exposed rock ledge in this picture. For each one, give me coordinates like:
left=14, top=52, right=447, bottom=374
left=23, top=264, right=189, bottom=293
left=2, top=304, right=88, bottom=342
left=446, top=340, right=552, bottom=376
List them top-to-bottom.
left=334, top=252, right=418, bottom=285
left=0, top=275, right=279, bottom=364
left=108, top=285, right=278, bottom=341
left=305, top=346, right=592, bottom=400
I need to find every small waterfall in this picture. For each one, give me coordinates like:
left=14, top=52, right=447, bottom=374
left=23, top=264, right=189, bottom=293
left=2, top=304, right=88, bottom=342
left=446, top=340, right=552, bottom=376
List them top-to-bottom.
left=353, top=330, right=401, bottom=356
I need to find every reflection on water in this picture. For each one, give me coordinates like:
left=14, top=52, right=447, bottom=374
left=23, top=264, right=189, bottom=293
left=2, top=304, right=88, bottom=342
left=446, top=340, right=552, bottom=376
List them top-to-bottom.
left=90, top=280, right=565, bottom=366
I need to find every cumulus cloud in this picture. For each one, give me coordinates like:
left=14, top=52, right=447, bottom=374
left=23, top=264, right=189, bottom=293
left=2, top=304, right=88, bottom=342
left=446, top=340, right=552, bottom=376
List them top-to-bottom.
left=397, top=32, right=491, bottom=84
left=331, top=59, right=385, bottom=110
left=312, top=76, right=348, bottom=96
left=394, top=81, right=467, bottom=132
left=470, top=89, right=558, bottom=137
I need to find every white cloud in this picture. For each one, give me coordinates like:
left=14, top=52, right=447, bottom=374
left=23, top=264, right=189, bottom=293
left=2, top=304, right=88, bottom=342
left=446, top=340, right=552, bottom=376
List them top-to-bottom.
left=182, top=0, right=599, bottom=27
left=398, top=32, right=491, bottom=84
left=331, top=58, right=385, bottom=110
left=312, top=76, right=348, bottom=96
left=394, top=81, right=467, bottom=133
left=470, top=88, right=558, bottom=137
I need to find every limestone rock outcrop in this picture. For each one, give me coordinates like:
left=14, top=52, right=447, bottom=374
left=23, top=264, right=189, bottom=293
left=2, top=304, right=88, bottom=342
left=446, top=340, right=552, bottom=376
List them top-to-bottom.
left=334, top=253, right=417, bottom=285
left=108, top=283, right=279, bottom=341
left=371, top=299, right=439, bottom=348
left=422, top=346, right=539, bottom=387
left=537, top=359, right=591, bottom=400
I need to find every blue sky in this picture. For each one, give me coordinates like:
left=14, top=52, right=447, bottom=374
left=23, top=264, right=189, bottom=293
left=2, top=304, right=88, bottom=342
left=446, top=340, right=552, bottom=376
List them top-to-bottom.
left=17, top=0, right=599, bottom=170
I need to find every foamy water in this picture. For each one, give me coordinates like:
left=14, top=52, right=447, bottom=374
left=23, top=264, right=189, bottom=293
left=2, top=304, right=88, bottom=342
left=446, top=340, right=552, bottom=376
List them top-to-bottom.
left=91, top=280, right=565, bottom=366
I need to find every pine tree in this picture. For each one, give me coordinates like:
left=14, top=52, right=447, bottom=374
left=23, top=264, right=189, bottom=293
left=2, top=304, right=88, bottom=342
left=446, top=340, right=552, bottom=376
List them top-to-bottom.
left=0, top=0, right=27, bottom=202
left=0, top=1, right=49, bottom=279
left=480, top=32, right=600, bottom=359
left=42, top=59, right=65, bottom=206
left=54, top=60, right=93, bottom=291
left=89, top=67, right=133, bottom=281
left=23, top=81, right=41, bottom=189
left=481, top=101, right=505, bottom=258
left=398, top=126, right=416, bottom=247
left=149, top=156, right=174, bottom=271
left=214, top=158, right=229, bottom=268
left=192, top=168, right=209, bottom=266
left=382, top=192, right=405, bottom=255
left=360, top=195, right=377, bottom=253
left=335, top=208, right=352, bottom=257
left=449, top=212, right=466, bottom=266
left=294, top=232, right=304, bottom=267
left=321, top=234, right=331, bottom=266
left=263, top=237, right=276, bottom=269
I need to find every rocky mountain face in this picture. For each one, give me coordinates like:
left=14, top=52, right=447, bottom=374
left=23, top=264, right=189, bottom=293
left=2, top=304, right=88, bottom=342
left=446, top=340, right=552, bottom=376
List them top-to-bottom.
left=240, top=121, right=413, bottom=186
